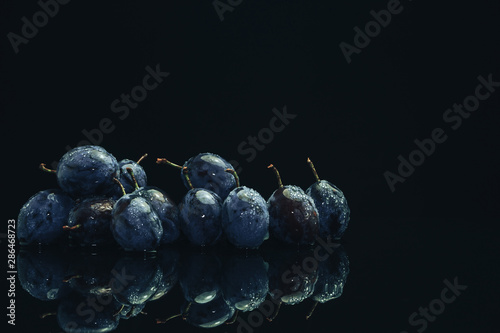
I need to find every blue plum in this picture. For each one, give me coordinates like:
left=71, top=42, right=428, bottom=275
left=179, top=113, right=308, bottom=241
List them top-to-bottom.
left=56, top=145, right=119, bottom=198
left=157, top=152, right=236, bottom=199
left=116, top=155, right=148, bottom=194
left=305, top=158, right=350, bottom=240
left=267, top=165, right=319, bottom=245
left=222, top=185, right=269, bottom=249
left=134, top=186, right=181, bottom=245
left=179, top=188, right=222, bottom=247
left=17, top=189, right=74, bottom=246
left=111, top=194, right=163, bottom=251
left=306, top=245, right=350, bottom=319
left=309, top=245, right=349, bottom=305
left=149, top=248, right=180, bottom=301
left=18, top=249, right=71, bottom=301
left=179, top=251, right=222, bottom=304
left=111, top=254, right=163, bottom=305
left=222, top=254, right=269, bottom=312
left=57, top=291, right=121, bottom=333
left=181, top=295, right=235, bottom=328
left=157, top=296, right=235, bottom=327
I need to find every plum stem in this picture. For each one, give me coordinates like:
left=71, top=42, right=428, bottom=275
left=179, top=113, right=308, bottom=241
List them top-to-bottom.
left=136, top=153, right=148, bottom=165
left=156, top=158, right=183, bottom=169
left=307, top=158, right=321, bottom=182
left=39, top=163, right=56, bottom=174
left=267, top=164, right=283, bottom=188
left=126, top=167, right=140, bottom=190
left=182, top=167, right=194, bottom=189
left=225, top=168, right=240, bottom=187
left=113, top=178, right=127, bottom=196
left=62, top=224, right=81, bottom=231
left=62, top=274, right=82, bottom=282
left=267, top=300, right=282, bottom=321
left=305, top=300, right=319, bottom=320
left=157, top=301, right=192, bottom=324
left=184, top=301, right=192, bottom=314
left=113, top=304, right=125, bottom=317
left=226, top=309, right=239, bottom=325
left=39, top=312, right=56, bottom=319
left=156, top=313, right=182, bottom=324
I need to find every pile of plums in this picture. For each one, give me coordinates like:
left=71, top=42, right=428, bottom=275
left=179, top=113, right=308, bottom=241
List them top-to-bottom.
left=17, top=145, right=350, bottom=251
left=19, top=244, right=349, bottom=331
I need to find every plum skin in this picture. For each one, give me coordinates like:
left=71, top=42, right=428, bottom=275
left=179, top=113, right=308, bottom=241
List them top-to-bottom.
left=56, top=145, right=119, bottom=198
left=181, top=153, right=237, bottom=200
left=306, top=180, right=350, bottom=240
left=267, top=185, right=319, bottom=245
left=134, top=186, right=180, bottom=245
left=222, top=186, right=269, bottom=249
left=179, top=188, right=223, bottom=247
left=17, top=189, right=74, bottom=246
left=111, top=194, right=163, bottom=251
left=66, top=196, right=116, bottom=246
left=221, top=254, right=269, bottom=312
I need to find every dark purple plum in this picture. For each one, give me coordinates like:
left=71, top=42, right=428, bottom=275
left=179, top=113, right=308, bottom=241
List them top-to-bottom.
left=55, top=145, right=119, bottom=198
left=157, top=152, right=237, bottom=199
left=305, top=158, right=350, bottom=240
left=267, top=164, right=319, bottom=245
left=222, top=170, right=269, bottom=249
left=134, top=186, right=180, bottom=245
left=179, top=188, right=222, bottom=247
left=17, top=189, right=74, bottom=246
left=111, top=194, right=163, bottom=251
left=65, top=196, right=116, bottom=246
left=267, top=247, right=318, bottom=309
left=63, top=251, right=119, bottom=296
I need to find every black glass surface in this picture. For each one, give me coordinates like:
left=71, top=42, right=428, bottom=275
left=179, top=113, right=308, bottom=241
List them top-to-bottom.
left=2, top=1, right=500, bottom=333
left=16, top=240, right=350, bottom=333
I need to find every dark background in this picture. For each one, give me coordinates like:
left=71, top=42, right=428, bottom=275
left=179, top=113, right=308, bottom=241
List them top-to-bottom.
left=1, top=0, right=499, bottom=332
